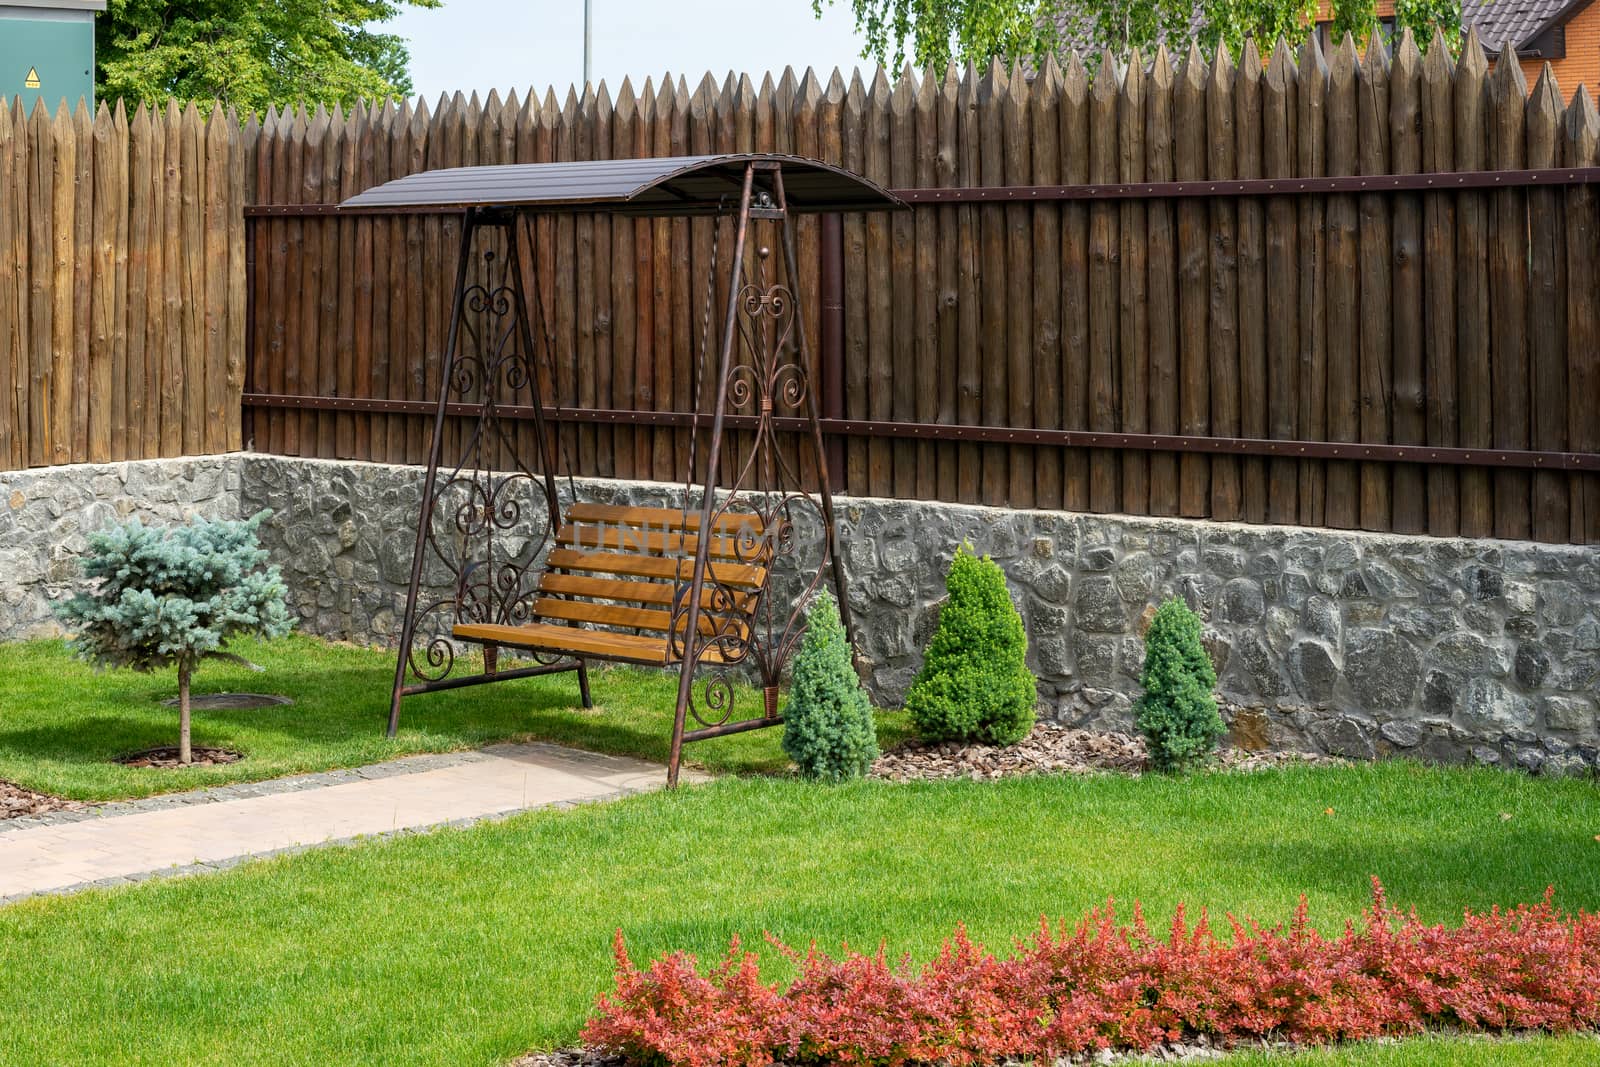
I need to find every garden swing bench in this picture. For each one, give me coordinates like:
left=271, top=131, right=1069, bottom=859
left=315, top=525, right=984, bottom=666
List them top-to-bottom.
left=341, top=154, right=903, bottom=785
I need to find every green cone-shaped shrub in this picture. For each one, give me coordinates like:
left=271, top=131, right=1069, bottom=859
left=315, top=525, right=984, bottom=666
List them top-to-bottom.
left=904, top=546, right=1037, bottom=745
left=781, top=591, right=878, bottom=781
left=1135, top=598, right=1224, bottom=772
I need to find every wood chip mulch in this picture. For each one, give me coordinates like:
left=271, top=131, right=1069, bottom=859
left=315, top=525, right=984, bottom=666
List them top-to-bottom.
left=869, top=721, right=1339, bottom=783
left=115, top=746, right=245, bottom=769
left=0, top=779, right=82, bottom=821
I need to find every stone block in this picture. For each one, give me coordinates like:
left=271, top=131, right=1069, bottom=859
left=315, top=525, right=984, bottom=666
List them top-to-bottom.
left=1074, top=575, right=1127, bottom=633
left=1216, top=578, right=1266, bottom=624
left=1345, top=628, right=1422, bottom=711
left=1429, top=631, right=1511, bottom=678
left=1288, top=640, right=1340, bottom=705
left=1454, top=677, right=1534, bottom=736
left=1543, top=695, right=1597, bottom=734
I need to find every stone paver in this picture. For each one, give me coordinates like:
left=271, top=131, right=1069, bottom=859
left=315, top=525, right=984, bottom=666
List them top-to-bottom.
left=0, top=743, right=703, bottom=903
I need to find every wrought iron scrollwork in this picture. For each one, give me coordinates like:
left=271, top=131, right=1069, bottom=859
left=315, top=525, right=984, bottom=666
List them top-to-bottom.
left=399, top=233, right=560, bottom=688
left=668, top=238, right=838, bottom=730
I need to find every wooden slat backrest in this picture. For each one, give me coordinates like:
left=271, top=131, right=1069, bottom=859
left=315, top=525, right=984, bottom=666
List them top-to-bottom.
left=565, top=501, right=765, bottom=536
left=451, top=502, right=770, bottom=665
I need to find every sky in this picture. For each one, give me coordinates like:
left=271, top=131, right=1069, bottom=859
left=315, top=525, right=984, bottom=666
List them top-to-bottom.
left=385, top=0, right=878, bottom=103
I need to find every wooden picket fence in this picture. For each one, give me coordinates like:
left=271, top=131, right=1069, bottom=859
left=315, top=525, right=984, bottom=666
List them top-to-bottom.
left=3, top=31, right=1598, bottom=544
left=0, top=98, right=250, bottom=467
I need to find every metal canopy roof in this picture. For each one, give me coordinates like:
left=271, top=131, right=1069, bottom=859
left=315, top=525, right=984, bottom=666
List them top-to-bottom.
left=339, top=153, right=904, bottom=216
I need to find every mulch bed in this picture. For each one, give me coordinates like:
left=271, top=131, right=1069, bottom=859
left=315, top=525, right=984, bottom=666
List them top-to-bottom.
left=869, top=720, right=1338, bottom=783
left=115, top=746, right=245, bottom=769
left=0, top=780, right=82, bottom=821
left=506, top=1051, right=1239, bottom=1066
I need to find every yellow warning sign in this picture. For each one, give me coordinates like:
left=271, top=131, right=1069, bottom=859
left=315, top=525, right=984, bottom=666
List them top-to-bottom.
left=23, top=67, right=40, bottom=89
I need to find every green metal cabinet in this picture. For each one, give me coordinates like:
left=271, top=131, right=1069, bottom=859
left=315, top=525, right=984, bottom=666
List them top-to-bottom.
left=0, top=0, right=105, bottom=112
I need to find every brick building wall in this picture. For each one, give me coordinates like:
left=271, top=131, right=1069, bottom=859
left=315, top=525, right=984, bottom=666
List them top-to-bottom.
left=1310, top=0, right=1597, bottom=101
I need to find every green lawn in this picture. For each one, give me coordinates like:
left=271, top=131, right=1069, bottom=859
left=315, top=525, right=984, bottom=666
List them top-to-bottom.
left=0, top=636, right=911, bottom=799
left=4, top=765, right=1599, bottom=1066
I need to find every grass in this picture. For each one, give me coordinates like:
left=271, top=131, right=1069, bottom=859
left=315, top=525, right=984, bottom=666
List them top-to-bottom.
left=0, top=635, right=913, bottom=800
left=3, top=764, right=1599, bottom=1065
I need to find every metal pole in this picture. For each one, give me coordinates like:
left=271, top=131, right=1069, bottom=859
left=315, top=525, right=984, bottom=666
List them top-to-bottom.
left=583, top=0, right=592, bottom=88
left=667, top=163, right=756, bottom=788
left=388, top=208, right=481, bottom=737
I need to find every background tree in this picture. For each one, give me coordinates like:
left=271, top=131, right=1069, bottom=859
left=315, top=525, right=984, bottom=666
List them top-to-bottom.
left=95, top=0, right=441, bottom=111
left=814, top=0, right=1059, bottom=70
left=820, top=0, right=1463, bottom=68
left=1056, top=0, right=1193, bottom=64
left=1329, top=0, right=1379, bottom=47
left=1394, top=0, right=1462, bottom=52
left=54, top=512, right=293, bottom=765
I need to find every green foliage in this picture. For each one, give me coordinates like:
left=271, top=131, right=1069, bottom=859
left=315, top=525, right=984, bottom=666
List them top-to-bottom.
left=95, top=0, right=442, bottom=110
left=814, top=0, right=1060, bottom=71
left=818, top=0, right=1464, bottom=71
left=1058, top=0, right=1193, bottom=63
left=1195, top=0, right=1318, bottom=57
left=1329, top=0, right=1379, bottom=48
left=1394, top=0, right=1463, bottom=53
left=55, top=511, right=293, bottom=677
left=904, top=546, right=1037, bottom=746
left=781, top=591, right=879, bottom=782
left=1134, top=598, right=1224, bottom=773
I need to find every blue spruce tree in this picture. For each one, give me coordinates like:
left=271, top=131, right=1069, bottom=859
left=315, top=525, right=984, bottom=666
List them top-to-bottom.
left=55, top=511, right=293, bottom=764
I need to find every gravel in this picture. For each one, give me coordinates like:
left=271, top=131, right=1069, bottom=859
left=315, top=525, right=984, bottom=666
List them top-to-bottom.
left=869, top=720, right=1340, bottom=783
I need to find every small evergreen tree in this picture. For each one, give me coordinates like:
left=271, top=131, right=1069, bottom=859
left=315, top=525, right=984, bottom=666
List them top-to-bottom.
left=54, top=511, right=293, bottom=765
left=904, top=546, right=1037, bottom=745
left=782, top=591, right=879, bottom=782
left=1135, top=598, right=1225, bottom=772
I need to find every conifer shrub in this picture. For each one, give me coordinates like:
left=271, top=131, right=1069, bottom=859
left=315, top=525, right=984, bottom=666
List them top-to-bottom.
left=54, top=511, right=293, bottom=764
left=904, top=546, right=1036, bottom=746
left=781, top=591, right=878, bottom=781
left=1134, top=597, right=1224, bottom=772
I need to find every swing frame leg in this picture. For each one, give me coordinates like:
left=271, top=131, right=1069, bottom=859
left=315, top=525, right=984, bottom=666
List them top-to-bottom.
left=576, top=659, right=593, bottom=709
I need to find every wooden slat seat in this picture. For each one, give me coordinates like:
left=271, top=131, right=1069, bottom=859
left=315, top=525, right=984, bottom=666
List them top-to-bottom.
left=450, top=502, right=770, bottom=667
left=452, top=622, right=732, bottom=666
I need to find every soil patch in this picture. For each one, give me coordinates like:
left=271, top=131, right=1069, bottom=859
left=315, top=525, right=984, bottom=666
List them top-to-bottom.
left=159, top=693, right=292, bottom=710
left=870, top=720, right=1338, bottom=782
left=115, top=746, right=244, bottom=769
left=0, top=780, right=82, bottom=821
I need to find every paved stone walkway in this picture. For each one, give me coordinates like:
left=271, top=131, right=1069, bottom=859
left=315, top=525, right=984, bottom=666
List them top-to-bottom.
left=0, top=743, right=699, bottom=904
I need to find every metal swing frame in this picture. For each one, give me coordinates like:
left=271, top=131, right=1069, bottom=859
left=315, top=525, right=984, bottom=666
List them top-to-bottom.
left=341, top=154, right=904, bottom=786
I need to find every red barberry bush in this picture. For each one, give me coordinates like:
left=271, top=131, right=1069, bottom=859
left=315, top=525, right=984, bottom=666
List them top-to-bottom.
left=582, top=880, right=1600, bottom=1066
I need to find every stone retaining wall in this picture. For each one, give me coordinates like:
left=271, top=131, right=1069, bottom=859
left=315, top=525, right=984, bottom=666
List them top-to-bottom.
left=9, top=454, right=1598, bottom=773
left=0, top=457, right=239, bottom=641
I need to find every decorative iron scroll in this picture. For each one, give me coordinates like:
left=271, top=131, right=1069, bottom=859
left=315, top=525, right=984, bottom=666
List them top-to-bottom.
left=400, top=220, right=561, bottom=688
left=668, top=236, right=835, bottom=732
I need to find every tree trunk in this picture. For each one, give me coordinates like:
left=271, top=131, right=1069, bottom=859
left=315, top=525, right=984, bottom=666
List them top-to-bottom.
left=178, top=661, right=192, bottom=765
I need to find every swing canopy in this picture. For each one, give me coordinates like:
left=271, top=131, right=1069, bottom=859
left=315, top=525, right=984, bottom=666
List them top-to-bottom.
left=340, top=152, right=902, bottom=216
left=357, top=154, right=900, bottom=787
